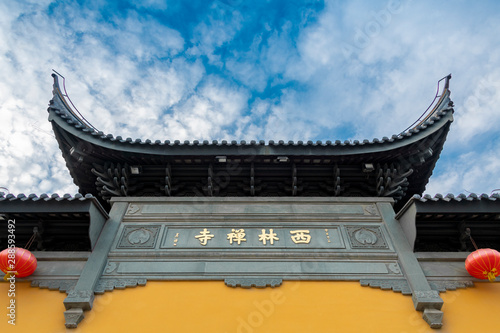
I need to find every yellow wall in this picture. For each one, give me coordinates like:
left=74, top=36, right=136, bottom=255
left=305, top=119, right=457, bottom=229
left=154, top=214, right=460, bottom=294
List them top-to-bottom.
left=1, top=280, right=500, bottom=333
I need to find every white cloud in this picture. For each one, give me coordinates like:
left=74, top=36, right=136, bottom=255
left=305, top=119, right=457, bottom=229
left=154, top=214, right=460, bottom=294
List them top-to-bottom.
left=2, top=0, right=500, bottom=199
left=130, top=0, right=168, bottom=11
left=0, top=1, right=190, bottom=195
left=188, top=3, right=243, bottom=65
left=452, top=70, right=500, bottom=144
left=161, top=75, right=249, bottom=140
left=426, top=146, right=500, bottom=195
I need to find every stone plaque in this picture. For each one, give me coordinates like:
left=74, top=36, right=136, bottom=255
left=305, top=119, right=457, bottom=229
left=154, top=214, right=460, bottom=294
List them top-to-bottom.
left=160, top=226, right=345, bottom=249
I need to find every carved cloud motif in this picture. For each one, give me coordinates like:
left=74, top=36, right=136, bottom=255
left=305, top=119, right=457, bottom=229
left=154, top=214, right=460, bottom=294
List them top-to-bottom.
left=117, top=225, right=161, bottom=249
left=346, top=226, right=388, bottom=249
left=127, top=228, right=151, bottom=244
left=354, top=228, right=378, bottom=245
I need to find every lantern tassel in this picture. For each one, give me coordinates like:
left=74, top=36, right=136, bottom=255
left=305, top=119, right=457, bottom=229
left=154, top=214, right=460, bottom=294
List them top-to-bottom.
left=486, top=269, right=498, bottom=282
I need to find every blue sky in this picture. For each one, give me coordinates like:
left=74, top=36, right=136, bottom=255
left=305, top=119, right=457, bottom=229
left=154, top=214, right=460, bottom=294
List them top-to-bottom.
left=1, top=0, right=500, bottom=197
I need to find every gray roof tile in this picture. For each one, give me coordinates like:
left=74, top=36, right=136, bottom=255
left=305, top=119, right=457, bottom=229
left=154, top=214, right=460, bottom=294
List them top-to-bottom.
left=0, top=192, right=96, bottom=202
left=413, top=193, right=500, bottom=202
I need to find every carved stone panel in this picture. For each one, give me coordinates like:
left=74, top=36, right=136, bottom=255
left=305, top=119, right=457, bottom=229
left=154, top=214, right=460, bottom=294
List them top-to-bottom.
left=139, top=202, right=371, bottom=216
left=126, top=203, right=143, bottom=215
left=363, top=204, right=379, bottom=216
left=117, top=225, right=161, bottom=249
left=346, top=226, right=388, bottom=249
left=105, top=259, right=401, bottom=278
left=104, top=261, right=119, bottom=274
left=94, top=278, right=147, bottom=294
left=225, top=278, right=282, bottom=288
left=31, top=279, right=77, bottom=293
left=360, top=279, right=412, bottom=295
left=360, top=279, right=473, bottom=296
left=428, top=280, right=474, bottom=292
left=64, top=289, right=94, bottom=310
left=67, top=289, right=93, bottom=299
left=412, top=290, right=443, bottom=311
left=64, top=308, right=84, bottom=328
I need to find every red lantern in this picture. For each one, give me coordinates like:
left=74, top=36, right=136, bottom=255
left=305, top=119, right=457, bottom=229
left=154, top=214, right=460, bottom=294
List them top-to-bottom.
left=0, top=247, right=37, bottom=280
left=465, top=248, right=500, bottom=282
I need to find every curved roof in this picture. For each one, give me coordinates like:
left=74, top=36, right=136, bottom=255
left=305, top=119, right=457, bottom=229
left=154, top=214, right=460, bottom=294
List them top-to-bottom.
left=47, top=74, right=454, bottom=209
left=0, top=192, right=108, bottom=251
left=395, top=193, right=500, bottom=252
